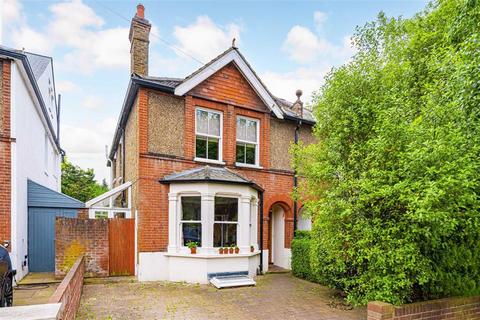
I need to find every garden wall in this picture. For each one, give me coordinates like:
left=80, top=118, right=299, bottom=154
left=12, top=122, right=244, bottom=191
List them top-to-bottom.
left=55, top=217, right=109, bottom=277
left=49, top=255, right=85, bottom=320
left=367, top=296, right=480, bottom=319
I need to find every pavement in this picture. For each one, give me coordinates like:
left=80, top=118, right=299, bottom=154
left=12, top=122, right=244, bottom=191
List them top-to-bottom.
left=13, top=272, right=60, bottom=306
left=77, top=272, right=366, bottom=320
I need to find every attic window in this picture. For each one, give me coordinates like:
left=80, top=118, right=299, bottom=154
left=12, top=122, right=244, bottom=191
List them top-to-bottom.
left=195, top=108, right=222, bottom=162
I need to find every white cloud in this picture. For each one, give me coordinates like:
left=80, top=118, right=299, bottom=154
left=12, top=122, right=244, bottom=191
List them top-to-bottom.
left=2, top=0, right=22, bottom=24
left=5, top=0, right=130, bottom=74
left=265, top=11, right=357, bottom=104
left=282, top=11, right=355, bottom=65
left=314, top=11, right=327, bottom=31
left=173, top=16, right=241, bottom=62
left=283, top=25, right=334, bottom=64
left=11, top=26, right=51, bottom=54
left=262, top=66, right=331, bottom=104
left=56, top=80, right=79, bottom=93
left=82, top=95, right=104, bottom=110
left=61, top=117, right=117, bottom=182
left=61, top=117, right=116, bottom=154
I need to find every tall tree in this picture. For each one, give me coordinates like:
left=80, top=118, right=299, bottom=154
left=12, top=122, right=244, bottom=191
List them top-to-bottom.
left=294, top=0, right=480, bottom=305
left=61, top=159, right=108, bottom=202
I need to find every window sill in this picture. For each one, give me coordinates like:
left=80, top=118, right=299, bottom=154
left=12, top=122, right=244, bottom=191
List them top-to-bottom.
left=194, top=158, right=226, bottom=165
left=235, top=163, right=263, bottom=169
left=165, top=251, right=261, bottom=259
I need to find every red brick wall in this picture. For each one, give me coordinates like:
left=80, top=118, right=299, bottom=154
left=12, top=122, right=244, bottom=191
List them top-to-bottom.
left=0, top=60, right=11, bottom=250
left=190, top=62, right=269, bottom=113
left=132, top=63, right=303, bottom=253
left=135, top=153, right=295, bottom=252
left=77, top=208, right=88, bottom=219
left=55, top=217, right=109, bottom=277
left=49, top=255, right=85, bottom=320
left=368, top=297, right=480, bottom=320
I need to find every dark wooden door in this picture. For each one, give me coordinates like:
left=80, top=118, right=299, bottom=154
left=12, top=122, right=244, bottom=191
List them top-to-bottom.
left=108, top=218, right=135, bottom=276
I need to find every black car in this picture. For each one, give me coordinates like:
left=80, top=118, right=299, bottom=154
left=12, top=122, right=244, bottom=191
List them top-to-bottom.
left=0, top=243, right=15, bottom=307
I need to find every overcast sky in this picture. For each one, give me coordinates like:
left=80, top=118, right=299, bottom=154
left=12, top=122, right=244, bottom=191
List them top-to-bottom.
left=1, top=0, right=427, bottom=183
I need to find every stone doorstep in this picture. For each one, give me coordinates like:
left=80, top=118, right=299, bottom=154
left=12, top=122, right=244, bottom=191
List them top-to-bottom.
left=18, top=273, right=62, bottom=285
left=0, top=303, right=61, bottom=320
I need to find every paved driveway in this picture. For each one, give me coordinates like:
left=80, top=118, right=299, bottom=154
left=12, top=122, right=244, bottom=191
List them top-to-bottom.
left=77, top=273, right=366, bottom=320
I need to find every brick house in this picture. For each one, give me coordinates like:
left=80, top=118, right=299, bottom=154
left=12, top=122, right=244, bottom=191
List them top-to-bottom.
left=108, top=4, right=316, bottom=283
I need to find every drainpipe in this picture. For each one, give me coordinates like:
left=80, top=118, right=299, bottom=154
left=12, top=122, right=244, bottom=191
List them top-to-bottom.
left=57, top=94, right=61, bottom=145
left=293, top=121, right=301, bottom=233
left=122, top=128, right=126, bottom=206
left=259, top=190, right=264, bottom=274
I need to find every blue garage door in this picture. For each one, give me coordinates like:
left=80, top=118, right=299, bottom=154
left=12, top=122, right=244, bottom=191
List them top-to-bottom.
left=28, top=208, right=77, bottom=272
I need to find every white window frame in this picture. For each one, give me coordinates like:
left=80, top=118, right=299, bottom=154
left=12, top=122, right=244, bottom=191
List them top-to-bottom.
left=194, top=107, right=224, bottom=164
left=235, top=116, right=260, bottom=167
left=179, top=195, right=202, bottom=248
left=213, top=195, right=239, bottom=248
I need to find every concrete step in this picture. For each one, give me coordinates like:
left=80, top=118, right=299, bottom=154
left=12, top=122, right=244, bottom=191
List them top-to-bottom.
left=210, top=275, right=256, bottom=289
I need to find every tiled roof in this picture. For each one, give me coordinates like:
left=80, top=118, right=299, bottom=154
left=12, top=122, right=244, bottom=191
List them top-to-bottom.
left=0, top=45, right=51, bottom=80
left=25, top=52, right=51, bottom=80
left=136, top=54, right=316, bottom=123
left=137, top=75, right=182, bottom=88
left=274, top=97, right=315, bottom=122
left=162, top=166, right=251, bottom=184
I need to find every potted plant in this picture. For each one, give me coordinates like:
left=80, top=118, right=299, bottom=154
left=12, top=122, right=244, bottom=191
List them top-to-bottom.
left=186, top=241, right=198, bottom=254
left=250, top=245, right=254, bottom=253
left=229, top=246, right=234, bottom=254
left=235, top=246, right=240, bottom=254
left=218, top=247, right=224, bottom=254
left=222, top=247, right=227, bottom=254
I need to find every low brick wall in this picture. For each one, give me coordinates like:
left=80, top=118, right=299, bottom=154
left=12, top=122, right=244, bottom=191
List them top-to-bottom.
left=55, top=217, right=109, bottom=277
left=49, top=255, right=85, bottom=320
left=368, top=296, right=480, bottom=320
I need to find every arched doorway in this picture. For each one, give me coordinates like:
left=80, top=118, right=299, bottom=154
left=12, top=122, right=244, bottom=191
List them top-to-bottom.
left=268, top=202, right=291, bottom=269
left=297, top=206, right=312, bottom=231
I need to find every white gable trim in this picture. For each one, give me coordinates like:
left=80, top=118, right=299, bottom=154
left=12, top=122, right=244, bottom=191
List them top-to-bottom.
left=174, top=50, right=283, bottom=119
left=85, top=181, right=132, bottom=207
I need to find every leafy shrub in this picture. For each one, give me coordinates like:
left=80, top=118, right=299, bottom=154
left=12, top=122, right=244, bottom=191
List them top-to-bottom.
left=293, top=0, right=480, bottom=305
left=291, top=231, right=313, bottom=280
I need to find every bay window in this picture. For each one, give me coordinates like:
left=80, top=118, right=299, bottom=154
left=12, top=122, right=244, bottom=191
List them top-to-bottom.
left=195, top=108, right=222, bottom=161
left=236, top=117, right=259, bottom=166
left=181, top=196, right=202, bottom=246
left=213, top=197, right=238, bottom=247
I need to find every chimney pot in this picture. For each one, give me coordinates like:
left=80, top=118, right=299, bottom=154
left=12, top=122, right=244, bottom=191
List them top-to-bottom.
left=136, top=4, right=145, bottom=19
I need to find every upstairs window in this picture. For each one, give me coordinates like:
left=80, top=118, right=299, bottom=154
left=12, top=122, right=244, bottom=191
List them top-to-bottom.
left=195, top=108, right=222, bottom=161
left=236, top=117, right=259, bottom=166
left=181, top=196, right=202, bottom=247
left=213, top=197, right=238, bottom=247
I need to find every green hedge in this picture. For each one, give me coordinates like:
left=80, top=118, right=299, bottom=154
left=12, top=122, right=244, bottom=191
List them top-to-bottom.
left=291, top=231, right=314, bottom=281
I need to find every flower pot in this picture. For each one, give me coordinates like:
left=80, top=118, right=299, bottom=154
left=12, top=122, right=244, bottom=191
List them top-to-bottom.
left=250, top=246, right=254, bottom=253
left=190, top=247, right=197, bottom=254
left=229, top=247, right=234, bottom=254
left=235, top=247, right=240, bottom=254
left=218, top=248, right=223, bottom=254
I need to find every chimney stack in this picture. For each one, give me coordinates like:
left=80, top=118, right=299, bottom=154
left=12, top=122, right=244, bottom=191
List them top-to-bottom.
left=129, top=4, right=151, bottom=76
left=292, top=89, right=304, bottom=118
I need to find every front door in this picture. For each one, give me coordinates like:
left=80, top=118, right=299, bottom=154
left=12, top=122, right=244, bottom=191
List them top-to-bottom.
left=272, top=207, right=285, bottom=267
left=28, top=208, right=77, bottom=272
